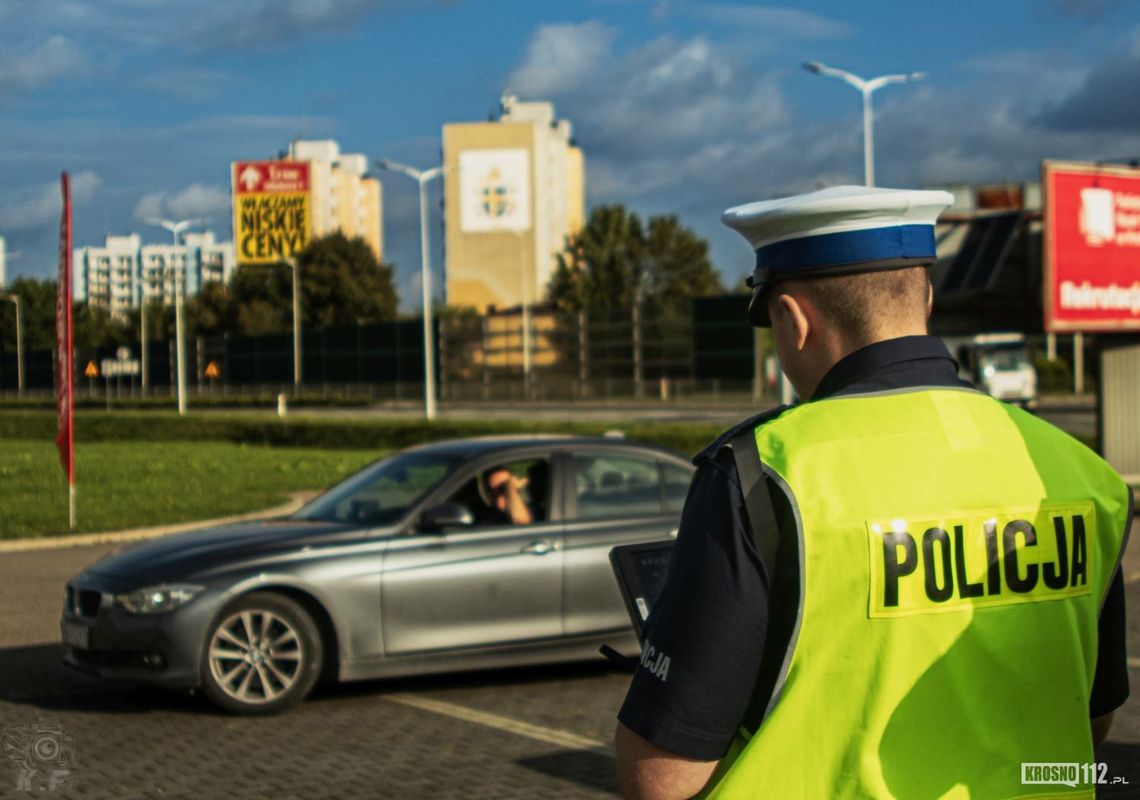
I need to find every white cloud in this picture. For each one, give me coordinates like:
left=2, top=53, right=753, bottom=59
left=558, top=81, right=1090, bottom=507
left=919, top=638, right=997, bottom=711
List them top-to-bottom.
left=0, top=0, right=410, bottom=62
left=187, top=0, right=396, bottom=50
left=691, top=5, right=851, bottom=39
left=509, top=21, right=616, bottom=97
left=504, top=22, right=1140, bottom=284
left=507, top=24, right=788, bottom=212
left=509, top=26, right=787, bottom=167
left=1034, top=30, right=1140, bottom=131
left=0, top=36, right=84, bottom=96
left=0, top=171, right=100, bottom=231
left=133, top=183, right=231, bottom=222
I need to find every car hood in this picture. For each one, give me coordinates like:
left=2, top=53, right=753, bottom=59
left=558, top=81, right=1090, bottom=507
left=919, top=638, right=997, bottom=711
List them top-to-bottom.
left=84, top=518, right=391, bottom=584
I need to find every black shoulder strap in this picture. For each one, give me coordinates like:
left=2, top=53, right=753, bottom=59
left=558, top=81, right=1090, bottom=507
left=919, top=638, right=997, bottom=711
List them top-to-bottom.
left=730, top=427, right=788, bottom=736
left=729, top=428, right=780, bottom=587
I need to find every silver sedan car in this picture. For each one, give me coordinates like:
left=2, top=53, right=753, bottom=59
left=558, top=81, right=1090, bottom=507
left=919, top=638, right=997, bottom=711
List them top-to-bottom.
left=60, top=436, right=691, bottom=714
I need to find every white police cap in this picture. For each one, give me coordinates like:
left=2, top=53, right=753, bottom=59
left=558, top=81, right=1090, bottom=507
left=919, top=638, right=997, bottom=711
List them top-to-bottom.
left=722, top=185, right=954, bottom=327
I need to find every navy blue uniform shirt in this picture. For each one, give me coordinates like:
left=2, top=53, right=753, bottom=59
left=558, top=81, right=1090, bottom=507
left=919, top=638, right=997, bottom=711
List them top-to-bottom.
left=617, top=335, right=1130, bottom=760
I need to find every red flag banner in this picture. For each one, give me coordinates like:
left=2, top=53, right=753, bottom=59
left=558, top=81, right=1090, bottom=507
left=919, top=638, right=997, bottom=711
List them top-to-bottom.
left=55, top=172, right=74, bottom=484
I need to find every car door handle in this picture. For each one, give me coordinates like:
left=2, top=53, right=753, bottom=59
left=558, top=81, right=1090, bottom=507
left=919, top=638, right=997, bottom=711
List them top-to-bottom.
left=521, top=540, right=554, bottom=555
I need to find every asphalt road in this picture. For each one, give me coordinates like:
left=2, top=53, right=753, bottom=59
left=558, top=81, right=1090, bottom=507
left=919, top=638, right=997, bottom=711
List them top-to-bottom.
left=2, top=509, right=1139, bottom=799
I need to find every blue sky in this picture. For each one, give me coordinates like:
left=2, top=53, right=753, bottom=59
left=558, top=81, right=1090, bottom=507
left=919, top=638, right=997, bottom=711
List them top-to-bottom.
left=3, top=0, right=1139, bottom=305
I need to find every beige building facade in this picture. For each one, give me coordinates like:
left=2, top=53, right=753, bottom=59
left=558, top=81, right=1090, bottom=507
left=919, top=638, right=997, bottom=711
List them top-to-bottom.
left=442, top=95, right=585, bottom=310
left=288, top=140, right=383, bottom=260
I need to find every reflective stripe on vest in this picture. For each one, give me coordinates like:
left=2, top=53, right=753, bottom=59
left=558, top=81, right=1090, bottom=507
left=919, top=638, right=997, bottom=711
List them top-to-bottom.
left=702, top=388, right=1131, bottom=800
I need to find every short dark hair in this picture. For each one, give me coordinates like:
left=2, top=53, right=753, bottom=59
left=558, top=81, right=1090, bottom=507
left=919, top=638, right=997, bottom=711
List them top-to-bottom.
left=780, top=265, right=930, bottom=343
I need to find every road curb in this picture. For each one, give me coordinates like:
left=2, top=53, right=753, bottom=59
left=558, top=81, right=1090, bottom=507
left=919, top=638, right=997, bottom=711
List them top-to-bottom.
left=0, top=491, right=315, bottom=553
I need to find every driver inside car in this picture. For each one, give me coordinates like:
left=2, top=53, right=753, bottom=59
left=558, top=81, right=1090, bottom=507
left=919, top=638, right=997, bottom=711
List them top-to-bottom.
left=484, top=466, right=533, bottom=526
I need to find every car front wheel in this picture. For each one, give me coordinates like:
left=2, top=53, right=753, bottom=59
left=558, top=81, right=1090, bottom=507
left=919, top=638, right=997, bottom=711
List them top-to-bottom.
left=200, top=592, right=323, bottom=715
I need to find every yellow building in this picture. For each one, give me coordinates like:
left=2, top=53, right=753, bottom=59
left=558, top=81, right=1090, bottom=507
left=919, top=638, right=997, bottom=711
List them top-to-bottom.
left=442, top=95, right=585, bottom=310
left=288, top=140, right=383, bottom=260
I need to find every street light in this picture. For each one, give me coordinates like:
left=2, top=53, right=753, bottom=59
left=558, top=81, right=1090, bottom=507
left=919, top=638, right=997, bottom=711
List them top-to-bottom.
left=803, top=61, right=925, bottom=186
left=375, top=159, right=445, bottom=421
left=144, top=217, right=204, bottom=414
left=285, top=257, right=302, bottom=390
left=0, top=294, right=23, bottom=396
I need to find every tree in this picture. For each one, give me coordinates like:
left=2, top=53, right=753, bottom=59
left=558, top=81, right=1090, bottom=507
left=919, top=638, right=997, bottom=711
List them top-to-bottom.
left=547, top=205, right=722, bottom=319
left=548, top=205, right=644, bottom=314
left=642, top=215, right=724, bottom=320
left=223, top=232, right=399, bottom=335
left=298, top=232, right=398, bottom=326
left=227, top=262, right=291, bottom=334
left=0, top=277, right=57, bottom=352
left=184, top=282, right=237, bottom=338
left=123, top=300, right=175, bottom=343
left=73, top=303, right=130, bottom=351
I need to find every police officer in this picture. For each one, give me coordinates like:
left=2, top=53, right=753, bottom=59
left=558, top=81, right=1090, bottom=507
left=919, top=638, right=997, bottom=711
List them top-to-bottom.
left=613, top=186, right=1131, bottom=799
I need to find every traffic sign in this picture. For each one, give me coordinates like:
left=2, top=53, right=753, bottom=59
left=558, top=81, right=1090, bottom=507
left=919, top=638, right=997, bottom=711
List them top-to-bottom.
left=84, top=361, right=98, bottom=378
left=204, top=361, right=221, bottom=379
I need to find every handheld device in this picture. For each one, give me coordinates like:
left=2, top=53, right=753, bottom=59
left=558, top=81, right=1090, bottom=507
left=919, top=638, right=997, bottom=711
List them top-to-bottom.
left=608, top=540, right=675, bottom=643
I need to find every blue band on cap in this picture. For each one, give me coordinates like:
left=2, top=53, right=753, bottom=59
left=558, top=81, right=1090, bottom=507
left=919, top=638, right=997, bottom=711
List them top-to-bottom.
left=755, top=224, right=936, bottom=274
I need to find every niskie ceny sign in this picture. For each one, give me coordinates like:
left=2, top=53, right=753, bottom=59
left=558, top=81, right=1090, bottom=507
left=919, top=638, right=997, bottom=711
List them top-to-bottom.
left=231, top=161, right=312, bottom=265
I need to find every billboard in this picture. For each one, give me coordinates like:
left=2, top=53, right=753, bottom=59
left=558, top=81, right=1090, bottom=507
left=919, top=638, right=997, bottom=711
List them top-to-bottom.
left=459, top=149, right=531, bottom=232
left=1043, top=160, right=1140, bottom=332
left=231, top=161, right=312, bottom=265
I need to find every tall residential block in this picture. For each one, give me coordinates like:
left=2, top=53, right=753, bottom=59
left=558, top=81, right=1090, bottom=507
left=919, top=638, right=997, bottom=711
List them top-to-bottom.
left=442, top=94, right=586, bottom=310
left=287, top=140, right=383, bottom=260
left=74, top=232, right=235, bottom=318
left=74, top=234, right=143, bottom=317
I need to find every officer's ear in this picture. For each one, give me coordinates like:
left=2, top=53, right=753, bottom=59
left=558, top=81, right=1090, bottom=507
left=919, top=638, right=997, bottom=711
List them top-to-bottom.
left=925, top=278, right=934, bottom=320
left=774, top=292, right=811, bottom=352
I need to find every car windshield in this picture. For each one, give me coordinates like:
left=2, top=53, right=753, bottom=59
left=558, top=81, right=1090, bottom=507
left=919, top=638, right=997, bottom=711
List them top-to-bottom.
left=295, top=451, right=462, bottom=526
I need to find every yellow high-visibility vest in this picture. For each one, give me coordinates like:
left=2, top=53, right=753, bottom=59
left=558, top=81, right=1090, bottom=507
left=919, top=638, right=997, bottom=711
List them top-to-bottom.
left=702, top=388, right=1131, bottom=799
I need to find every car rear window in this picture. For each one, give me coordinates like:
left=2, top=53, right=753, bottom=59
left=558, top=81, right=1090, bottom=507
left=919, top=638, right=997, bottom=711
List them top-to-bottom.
left=571, top=453, right=666, bottom=520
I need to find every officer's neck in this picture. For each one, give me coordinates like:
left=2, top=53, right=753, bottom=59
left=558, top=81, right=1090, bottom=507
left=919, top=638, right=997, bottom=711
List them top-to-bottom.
left=795, top=322, right=928, bottom=400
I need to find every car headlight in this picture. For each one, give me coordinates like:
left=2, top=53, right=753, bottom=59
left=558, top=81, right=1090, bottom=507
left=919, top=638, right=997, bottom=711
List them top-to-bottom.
left=115, top=584, right=204, bottom=614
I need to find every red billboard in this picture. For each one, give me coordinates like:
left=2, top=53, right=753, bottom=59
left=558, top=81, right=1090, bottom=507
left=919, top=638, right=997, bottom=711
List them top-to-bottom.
left=1043, top=160, right=1140, bottom=332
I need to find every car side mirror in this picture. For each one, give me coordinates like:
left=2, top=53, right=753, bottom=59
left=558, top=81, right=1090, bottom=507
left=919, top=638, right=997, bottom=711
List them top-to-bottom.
left=420, top=502, right=475, bottom=532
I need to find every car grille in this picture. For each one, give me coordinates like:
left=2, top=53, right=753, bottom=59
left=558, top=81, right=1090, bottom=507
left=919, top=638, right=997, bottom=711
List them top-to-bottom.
left=69, top=587, right=102, bottom=617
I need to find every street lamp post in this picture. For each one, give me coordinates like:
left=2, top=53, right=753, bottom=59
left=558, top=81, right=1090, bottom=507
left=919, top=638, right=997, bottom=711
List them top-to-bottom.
left=803, top=61, right=925, bottom=186
left=375, top=159, right=445, bottom=421
left=145, top=217, right=204, bottom=414
left=287, top=257, right=302, bottom=389
left=173, top=267, right=187, bottom=415
left=1, top=294, right=23, bottom=396
left=140, top=300, right=149, bottom=391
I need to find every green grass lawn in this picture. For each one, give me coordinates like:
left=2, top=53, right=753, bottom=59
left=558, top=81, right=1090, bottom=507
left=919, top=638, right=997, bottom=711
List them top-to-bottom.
left=0, top=441, right=381, bottom=539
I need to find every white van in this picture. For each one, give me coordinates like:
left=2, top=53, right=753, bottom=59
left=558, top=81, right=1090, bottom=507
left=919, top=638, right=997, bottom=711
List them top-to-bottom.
left=947, top=333, right=1038, bottom=408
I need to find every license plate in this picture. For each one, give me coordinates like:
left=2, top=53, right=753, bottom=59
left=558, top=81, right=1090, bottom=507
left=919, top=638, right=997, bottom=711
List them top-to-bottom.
left=61, top=621, right=89, bottom=650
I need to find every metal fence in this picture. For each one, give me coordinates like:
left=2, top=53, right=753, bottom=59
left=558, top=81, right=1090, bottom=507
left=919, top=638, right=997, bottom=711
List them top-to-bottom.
left=0, top=296, right=780, bottom=404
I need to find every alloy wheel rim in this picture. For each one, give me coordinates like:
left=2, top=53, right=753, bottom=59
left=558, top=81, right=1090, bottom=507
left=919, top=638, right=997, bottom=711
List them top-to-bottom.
left=208, top=609, right=303, bottom=704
